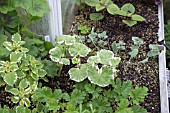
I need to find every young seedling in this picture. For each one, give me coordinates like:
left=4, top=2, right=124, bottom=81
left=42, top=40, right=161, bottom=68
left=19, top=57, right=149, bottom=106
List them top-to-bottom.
left=85, top=0, right=120, bottom=20
left=120, top=3, right=145, bottom=26
left=78, top=23, right=91, bottom=34
left=87, top=27, right=108, bottom=49
left=129, top=37, right=143, bottom=58
left=111, top=41, right=126, bottom=53
left=140, top=44, right=160, bottom=63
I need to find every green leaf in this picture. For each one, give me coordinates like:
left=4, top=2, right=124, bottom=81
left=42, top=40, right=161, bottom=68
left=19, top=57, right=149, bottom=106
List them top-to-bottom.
left=13, top=0, right=31, bottom=10
left=27, top=0, right=50, bottom=17
left=85, top=0, right=100, bottom=7
left=101, top=0, right=110, bottom=5
left=0, top=1, right=15, bottom=14
left=106, top=3, right=120, bottom=15
left=121, top=3, right=135, bottom=15
left=96, top=4, right=105, bottom=11
left=89, top=13, right=104, bottom=21
left=132, top=14, right=145, bottom=21
left=122, top=20, right=137, bottom=27
left=12, top=33, right=21, bottom=42
left=57, top=35, right=76, bottom=45
left=132, top=37, right=143, bottom=46
left=44, top=41, right=54, bottom=51
left=3, top=42, right=13, bottom=51
left=69, top=42, right=91, bottom=57
left=147, top=44, right=160, bottom=57
left=49, top=46, right=62, bottom=62
left=97, top=49, right=114, bottom=65
left=129, top=49, right=138, bottom=58
left=10, top=52, right=23, bottom=63
left=87, top=56, right=100, bottom=64
left=72, top=57, right=80, bottom=64
left=110, top=57, right=121, bottom=68
left=59, top=58, right=70, bottom=65
left=42, top=60, right=58, bottom=78
left=10, top=63, right=19, bottom=72
left=69, top=64, right=88, bottom=82
left=88, top=66, right=113, bottom=87
left=0, top=67, right=6, bottom=73
left=38, top=69, right=47, bottom=77
left=16, top=70, right=26, bottom=78
left=4, top=72, right=17, bottom=86
left=31, top=73, right=39, bottom=80
left=19, top=79, right=28, bottom=89
left=130, top=86, right=148, bottom=105
left=9, top=88, right=19, bottom=95
left=53, top=89, right=63, bottom=100
left=70, top=89, right=86, bottom=106
left=11, top=96, right=20, bottom=103
left=91, top=97, right=112, bottom=113
left=24, top=98, right=31, bottom=107
left=115, top=99, right=133, bottom=113
left=16, top=105, right=31, bottom=113
left=132, top=105, right=147, bottom=113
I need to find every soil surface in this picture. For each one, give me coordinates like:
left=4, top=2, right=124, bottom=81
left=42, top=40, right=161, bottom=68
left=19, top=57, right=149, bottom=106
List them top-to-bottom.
left=70, top=0, right=160, bottom=113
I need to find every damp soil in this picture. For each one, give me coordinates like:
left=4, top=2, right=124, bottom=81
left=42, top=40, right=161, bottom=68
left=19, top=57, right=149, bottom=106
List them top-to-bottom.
left=69, top=0, right=160, bottom=113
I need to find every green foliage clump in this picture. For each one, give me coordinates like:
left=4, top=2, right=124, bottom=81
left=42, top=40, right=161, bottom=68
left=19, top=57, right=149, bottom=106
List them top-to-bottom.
left=0, top=0, right=50, bottom=36
left=76, top=0, right=145, bottom=26
left=120, top=3, right=145, bottom=26
left=78, top=23, right=91, bottom=34
left=79, top=27, right=109, bottom=49
left=0, top=33, right=47, bottom=107
left=49, top=35, right=120, bottom=87
left=129, top=37, right=144, bottom=58
left=111, top=41, right=126, bottom=54
left=140, top=44, right=160, bottom=63
left=32, top=78, right=148, bottom=113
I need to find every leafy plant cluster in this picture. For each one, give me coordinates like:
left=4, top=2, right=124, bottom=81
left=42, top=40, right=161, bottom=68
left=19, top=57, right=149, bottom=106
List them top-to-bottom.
left=0, top=0, right=50, bottom=35
left=76, top=0, right=145, bottom=26
left=78, top=23, right=91, bottom=34
left=79, top=27, right=109, bottom=49
left=0, top=34, right=47, bottom=107
left=49, top=35, right=120, bottom=87
left=111, top=37, right=160, bottom=62
left=30, top=79, right=148, bottom=113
